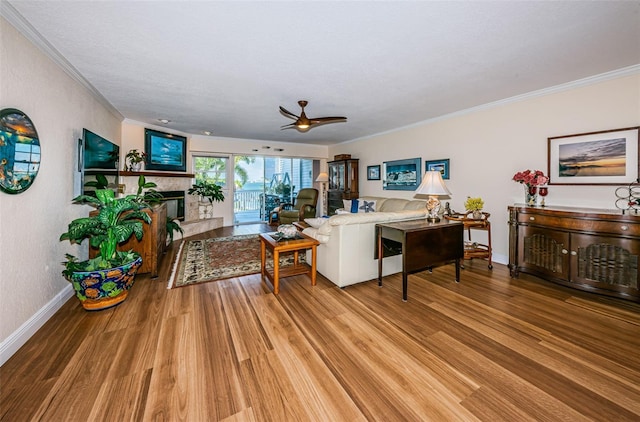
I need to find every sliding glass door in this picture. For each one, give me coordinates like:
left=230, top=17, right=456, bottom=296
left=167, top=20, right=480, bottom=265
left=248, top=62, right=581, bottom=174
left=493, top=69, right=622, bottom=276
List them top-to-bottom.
left=233, top=155, right=314, bottom=224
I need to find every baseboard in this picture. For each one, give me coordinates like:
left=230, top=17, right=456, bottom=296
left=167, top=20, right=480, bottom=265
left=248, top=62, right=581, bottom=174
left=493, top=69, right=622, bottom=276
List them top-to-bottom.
left=0, top=284, right=74, bottom=367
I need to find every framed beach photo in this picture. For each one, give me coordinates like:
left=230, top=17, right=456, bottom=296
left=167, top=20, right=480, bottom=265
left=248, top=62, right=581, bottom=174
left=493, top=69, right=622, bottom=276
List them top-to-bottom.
left=548, top=127, right=639, bottom=185
left=144, top=128, right=187, bottom=172
left=383, top=158, right=421, bottom=190
left=425, top=159, right=450, bottom=180
left=367, top=165, right=380, bottom=180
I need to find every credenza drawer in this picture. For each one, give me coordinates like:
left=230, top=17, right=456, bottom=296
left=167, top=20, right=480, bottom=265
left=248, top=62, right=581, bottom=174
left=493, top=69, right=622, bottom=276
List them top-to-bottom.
left=517, top=213, right=640, bottom=236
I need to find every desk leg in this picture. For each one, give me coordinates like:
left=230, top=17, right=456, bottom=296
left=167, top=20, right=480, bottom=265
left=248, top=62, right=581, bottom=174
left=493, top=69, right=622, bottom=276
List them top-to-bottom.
left=377, top=227, right=383, bottom=287
left=402, top=236, right=408, bottom=302
left=260, top=240, right=266, bottom=278
left=311, top=245, right=317, bottom=286
left=273, top=250, right=280, bottom=294
left=455, top=258, right=460, bottom=283
left=402, top=270, right=408, bottom=302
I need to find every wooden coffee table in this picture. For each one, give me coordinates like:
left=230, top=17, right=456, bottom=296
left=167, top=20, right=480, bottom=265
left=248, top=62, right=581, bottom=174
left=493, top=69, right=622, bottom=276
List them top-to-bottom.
left=259, top=232, right=320, bottom=294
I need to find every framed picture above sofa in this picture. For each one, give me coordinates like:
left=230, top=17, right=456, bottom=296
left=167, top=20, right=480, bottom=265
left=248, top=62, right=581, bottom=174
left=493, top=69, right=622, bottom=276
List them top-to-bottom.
left=383, top=158, right=421, bottom=190
left=425, top=159, right=450, bottom=180
left=367, top=165, right=381, bottom=180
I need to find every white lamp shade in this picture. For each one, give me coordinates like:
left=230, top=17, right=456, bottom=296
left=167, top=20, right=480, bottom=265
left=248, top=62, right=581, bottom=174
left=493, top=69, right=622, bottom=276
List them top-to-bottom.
left=415, top=171, right=451, bottom=196
left=315, top=172, right=329, bottom=182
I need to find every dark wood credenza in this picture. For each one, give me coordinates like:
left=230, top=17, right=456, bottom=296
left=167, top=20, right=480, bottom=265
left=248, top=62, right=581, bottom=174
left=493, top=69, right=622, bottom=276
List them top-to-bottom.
left=508, top=205, right=640, bottom=302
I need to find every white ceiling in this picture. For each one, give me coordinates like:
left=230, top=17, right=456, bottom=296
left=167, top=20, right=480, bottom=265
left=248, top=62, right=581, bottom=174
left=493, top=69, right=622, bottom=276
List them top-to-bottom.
left=4, top=1, right=640, bottom=146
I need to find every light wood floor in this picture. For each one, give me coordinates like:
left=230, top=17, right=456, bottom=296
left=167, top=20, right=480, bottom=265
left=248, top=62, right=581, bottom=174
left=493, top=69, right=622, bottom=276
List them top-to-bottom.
left=2, top=223, right=640, bottom=421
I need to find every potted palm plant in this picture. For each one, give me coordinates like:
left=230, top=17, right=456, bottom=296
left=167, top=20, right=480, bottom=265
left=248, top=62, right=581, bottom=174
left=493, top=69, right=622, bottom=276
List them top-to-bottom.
left=60, top=189, right=151, bottom=311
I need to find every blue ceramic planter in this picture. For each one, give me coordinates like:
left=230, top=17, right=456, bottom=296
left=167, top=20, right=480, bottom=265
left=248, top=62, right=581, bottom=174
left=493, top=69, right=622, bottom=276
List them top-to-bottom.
left=68, top=255, right=143, bottom=311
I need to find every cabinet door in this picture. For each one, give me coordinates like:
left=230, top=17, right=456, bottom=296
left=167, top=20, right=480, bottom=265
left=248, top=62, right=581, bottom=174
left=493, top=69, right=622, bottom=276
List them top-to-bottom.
left=346, top=160, right=358, bottom=195
left=329, top=162, right=345, bottom=191
left=518, top=226, right=570, bottom=281
left=571, top=233, right=639, bottom=298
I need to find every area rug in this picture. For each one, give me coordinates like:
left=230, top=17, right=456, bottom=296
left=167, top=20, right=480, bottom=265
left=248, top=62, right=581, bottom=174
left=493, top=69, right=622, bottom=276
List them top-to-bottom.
left=167, top=234, right=303, bottom=288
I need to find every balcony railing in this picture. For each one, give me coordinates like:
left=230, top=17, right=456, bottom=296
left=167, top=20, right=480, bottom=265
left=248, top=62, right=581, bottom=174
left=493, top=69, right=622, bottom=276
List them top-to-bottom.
left=234, top=189, right=262, bottom=212
left=234, top=190, right=292, bottom=223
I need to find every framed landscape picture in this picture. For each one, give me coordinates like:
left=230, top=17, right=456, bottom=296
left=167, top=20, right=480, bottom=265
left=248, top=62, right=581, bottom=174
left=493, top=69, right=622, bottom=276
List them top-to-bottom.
left=548, top=127, right=639, bottom=185
left=144, top=128, right=187, bottom=172
left=383, top=158, right=421, bottom=190
left=425, top=159, right=450, bottom=180
left=367, top=165, right=380, bottom=180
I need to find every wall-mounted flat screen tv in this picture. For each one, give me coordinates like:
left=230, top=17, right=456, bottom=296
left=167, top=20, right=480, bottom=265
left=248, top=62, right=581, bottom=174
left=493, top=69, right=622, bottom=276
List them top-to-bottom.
left=80, top=128, right=119, bottom=195
left=83, top=128, right=119, bottom=170
left=145, top=128, right=187, bottom=172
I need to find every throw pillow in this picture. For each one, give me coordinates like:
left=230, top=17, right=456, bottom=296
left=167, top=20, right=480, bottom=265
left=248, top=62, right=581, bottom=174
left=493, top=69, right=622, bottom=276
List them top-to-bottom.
left=351, top=199, right=360, bottom=213
left=358, top=199, right=377, bottom=213
left=304, top=218, right=326, bottom=228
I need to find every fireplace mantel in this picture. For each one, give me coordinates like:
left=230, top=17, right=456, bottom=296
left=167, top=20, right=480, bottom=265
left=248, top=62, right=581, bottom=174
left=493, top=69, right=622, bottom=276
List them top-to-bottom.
left=118, top=171, right=222, bottom=238
left=121, top=171, right=194, bottom=178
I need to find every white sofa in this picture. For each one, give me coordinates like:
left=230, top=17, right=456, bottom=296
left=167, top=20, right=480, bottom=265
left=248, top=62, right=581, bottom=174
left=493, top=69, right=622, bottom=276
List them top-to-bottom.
left=303, top=197, right=427, bottom=288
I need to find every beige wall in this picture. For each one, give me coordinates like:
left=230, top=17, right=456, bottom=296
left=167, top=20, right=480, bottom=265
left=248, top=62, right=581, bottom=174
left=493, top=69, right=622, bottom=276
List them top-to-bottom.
left=0, top=17, right=123, bottom=364
left=329, top=74, right=640, bottom=264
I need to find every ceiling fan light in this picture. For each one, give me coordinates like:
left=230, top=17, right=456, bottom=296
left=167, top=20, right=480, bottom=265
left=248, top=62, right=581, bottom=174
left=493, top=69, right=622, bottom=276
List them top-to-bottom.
left=297, top=123, right=309, bottom=129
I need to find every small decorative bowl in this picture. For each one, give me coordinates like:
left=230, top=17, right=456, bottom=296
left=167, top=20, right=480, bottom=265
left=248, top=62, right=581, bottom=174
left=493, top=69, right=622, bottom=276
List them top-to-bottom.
left=276, top=224, right=298, bottom=239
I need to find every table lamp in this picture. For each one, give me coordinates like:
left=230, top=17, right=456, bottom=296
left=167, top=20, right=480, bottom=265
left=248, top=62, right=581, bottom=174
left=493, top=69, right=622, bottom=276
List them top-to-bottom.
left=315, top=171, right=329, bottom=215
left=415, top=171, right=451, bottom=222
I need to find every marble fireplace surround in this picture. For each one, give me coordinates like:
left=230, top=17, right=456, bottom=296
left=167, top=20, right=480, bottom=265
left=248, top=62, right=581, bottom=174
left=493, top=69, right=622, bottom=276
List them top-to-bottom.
left=119, top=171, right=222, bottom=239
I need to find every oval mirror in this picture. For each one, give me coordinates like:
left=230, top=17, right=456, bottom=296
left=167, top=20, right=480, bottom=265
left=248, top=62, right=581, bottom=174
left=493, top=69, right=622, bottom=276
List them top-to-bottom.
left=0, top=108, right=41, bottom=194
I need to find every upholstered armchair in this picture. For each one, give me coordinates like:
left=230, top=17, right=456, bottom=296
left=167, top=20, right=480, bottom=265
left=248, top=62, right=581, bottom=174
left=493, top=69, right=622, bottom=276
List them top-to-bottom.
left=274, top=188, right=319, bottom=225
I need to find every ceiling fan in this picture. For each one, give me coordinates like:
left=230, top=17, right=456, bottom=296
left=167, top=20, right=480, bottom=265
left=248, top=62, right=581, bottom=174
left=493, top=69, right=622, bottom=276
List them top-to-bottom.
left=279, top=100, right=347, bottom=132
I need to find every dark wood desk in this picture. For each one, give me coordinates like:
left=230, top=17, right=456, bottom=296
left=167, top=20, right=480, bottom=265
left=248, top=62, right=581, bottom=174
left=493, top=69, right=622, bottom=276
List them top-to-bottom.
left=376, top=219, right=464, bottom=301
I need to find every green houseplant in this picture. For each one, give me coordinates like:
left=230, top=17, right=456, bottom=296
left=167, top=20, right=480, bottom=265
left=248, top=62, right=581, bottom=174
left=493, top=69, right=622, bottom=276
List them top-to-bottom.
left=188, top=180, right=225, bottom=204
left=188, top=180, right=225, bottom=219
left=60, top=189, right=151, bottom=311
left=464, top=196, right=484, bottom=220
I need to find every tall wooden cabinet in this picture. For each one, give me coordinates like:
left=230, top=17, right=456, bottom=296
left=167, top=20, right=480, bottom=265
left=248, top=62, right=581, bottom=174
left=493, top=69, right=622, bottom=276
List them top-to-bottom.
left=327, top=158, right=359, bottom=215
left=90, top=202, right=167, bottom=278
left=508, top=205, right=640, bottom=302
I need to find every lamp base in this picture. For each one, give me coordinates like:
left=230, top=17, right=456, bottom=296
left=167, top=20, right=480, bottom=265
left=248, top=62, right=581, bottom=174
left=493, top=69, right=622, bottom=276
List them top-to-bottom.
left=426, top=215, right=440, bottom=223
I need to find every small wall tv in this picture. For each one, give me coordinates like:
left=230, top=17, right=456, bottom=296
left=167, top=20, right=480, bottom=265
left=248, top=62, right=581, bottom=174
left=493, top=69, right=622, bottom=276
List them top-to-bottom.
left=80, top=128, right=119, bottom=195
left=83, top=128, right=119, bottom=170
left=145, top=128, right=187, bottom=172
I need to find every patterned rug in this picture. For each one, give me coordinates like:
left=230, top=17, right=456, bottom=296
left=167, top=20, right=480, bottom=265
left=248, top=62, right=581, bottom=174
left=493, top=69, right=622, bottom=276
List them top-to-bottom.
left=167, top=234, right=303, bottom=288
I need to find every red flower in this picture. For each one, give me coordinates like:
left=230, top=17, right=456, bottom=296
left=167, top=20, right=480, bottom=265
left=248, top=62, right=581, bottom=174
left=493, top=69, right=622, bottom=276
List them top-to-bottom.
left=513, top=169, right=548, bottom=187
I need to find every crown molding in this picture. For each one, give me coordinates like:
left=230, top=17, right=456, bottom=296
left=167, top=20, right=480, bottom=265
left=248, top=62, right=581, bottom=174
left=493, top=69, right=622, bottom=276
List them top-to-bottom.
left=1, top=2, right=123, bottom=121
left=343, top=64, right=640, bottom=146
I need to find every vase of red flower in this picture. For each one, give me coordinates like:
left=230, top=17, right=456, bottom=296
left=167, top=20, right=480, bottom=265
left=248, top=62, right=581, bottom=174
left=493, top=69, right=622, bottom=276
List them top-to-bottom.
left=513, top=169, right=549, bottom=206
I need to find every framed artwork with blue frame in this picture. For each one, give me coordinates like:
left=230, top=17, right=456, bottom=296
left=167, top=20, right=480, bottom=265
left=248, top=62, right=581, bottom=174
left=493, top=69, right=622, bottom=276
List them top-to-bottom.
left=144, top=128, right=187, bottom=172
left=383, top=158, right=421, bottom=190
left=425, top=159, right=450, bottom=180
left=367, top=165, right=380, bottom=180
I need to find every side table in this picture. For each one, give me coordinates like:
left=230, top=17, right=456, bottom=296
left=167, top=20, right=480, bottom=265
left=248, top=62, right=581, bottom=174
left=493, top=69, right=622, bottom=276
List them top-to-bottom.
left=444, top=211, right=493, bottom=269
left=259, top=232, right=319, bottom=294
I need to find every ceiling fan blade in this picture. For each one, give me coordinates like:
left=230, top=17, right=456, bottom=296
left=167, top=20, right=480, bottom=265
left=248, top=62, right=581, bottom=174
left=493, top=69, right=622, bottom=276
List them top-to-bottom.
left=279, top=106, right=299, bottom=120
left=309, top=116, right=347, bottom=125
left=280, top=123, right=298, bottom=130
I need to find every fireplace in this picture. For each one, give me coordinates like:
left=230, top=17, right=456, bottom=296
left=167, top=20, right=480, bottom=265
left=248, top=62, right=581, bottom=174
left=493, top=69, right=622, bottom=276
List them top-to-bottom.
left=158, top=191, right=185, bottom=221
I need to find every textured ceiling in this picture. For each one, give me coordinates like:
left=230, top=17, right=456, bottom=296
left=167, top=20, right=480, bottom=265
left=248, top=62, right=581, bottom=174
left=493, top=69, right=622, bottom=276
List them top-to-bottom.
left=4, top=1, right=640, bottom=145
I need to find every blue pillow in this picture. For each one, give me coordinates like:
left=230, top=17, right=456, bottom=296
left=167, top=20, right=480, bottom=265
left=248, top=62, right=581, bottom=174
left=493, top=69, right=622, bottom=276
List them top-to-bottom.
left=350, top=199, right=360, bottom=213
